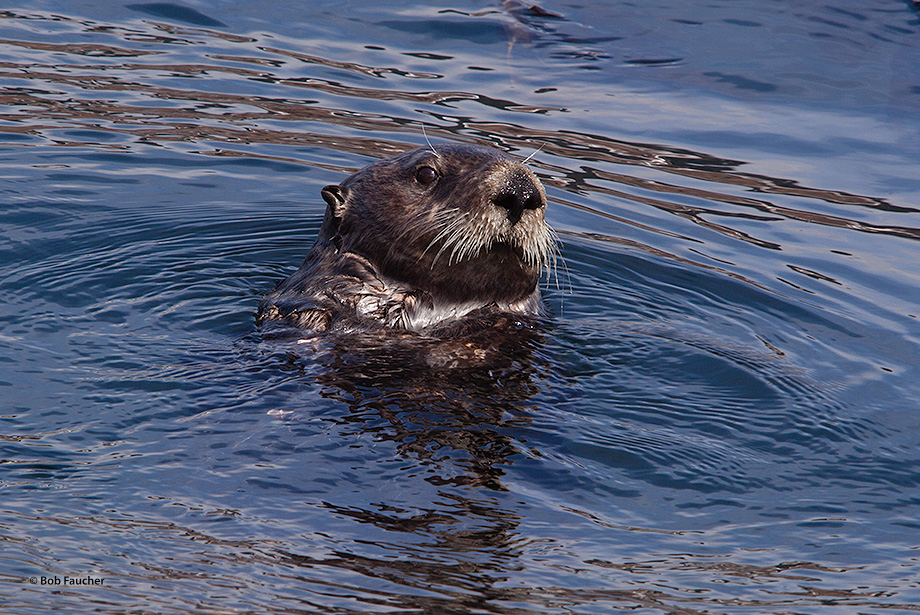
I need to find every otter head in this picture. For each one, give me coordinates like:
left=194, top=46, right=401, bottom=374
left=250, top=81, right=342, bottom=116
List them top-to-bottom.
left=318, top=144, right=553, bottom=308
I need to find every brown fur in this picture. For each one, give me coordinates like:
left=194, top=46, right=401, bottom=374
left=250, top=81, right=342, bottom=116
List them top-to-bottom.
left=258, top=144, right=554, bottom=335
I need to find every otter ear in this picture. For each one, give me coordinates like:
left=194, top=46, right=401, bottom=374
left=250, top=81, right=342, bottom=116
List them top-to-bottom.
left=321, top=185, right=349, bottom=221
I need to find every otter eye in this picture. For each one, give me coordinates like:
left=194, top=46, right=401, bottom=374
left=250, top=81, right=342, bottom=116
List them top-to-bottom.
left=415, top=166, right=438, bottom=185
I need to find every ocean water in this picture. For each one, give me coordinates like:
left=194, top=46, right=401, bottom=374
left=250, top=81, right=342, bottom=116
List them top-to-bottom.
left=1, top=1, right=919, bottom=613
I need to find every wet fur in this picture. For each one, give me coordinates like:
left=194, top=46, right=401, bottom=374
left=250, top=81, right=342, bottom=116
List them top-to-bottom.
left=258, top=144, right=555, bottom=334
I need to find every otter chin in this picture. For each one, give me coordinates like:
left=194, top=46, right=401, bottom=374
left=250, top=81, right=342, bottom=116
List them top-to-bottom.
left=257, top=143, right=555, bottom=334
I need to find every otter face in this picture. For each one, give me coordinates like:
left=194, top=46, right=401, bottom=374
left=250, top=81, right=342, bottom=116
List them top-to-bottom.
left=320, top=144, right=554, bottom=307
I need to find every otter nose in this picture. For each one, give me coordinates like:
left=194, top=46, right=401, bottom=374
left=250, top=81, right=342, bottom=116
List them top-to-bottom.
left=493, top=169, right=543, bottom=225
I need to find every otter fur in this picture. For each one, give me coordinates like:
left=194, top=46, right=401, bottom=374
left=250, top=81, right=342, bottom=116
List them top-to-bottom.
left=257, top=144, right=555, bottom=335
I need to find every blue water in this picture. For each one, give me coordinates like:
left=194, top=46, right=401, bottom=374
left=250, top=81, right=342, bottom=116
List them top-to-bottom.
left=2, top=1, right=919, bottom=613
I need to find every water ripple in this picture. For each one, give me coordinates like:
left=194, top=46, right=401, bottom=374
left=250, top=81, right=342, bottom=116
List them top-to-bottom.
left=2, top=4, right=920, bottom=614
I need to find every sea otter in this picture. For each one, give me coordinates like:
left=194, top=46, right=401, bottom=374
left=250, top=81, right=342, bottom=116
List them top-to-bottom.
left=257, top=143, right=555, bottom=335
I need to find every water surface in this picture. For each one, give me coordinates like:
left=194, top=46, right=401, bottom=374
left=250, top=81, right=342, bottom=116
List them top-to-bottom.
left=2, top=1, right=919, bottom=613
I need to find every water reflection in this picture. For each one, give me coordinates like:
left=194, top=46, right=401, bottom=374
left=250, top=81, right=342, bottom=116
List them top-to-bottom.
left=3, top=5, right=915, bottom=262
left=264, top=319, right=545, bottom=490
left=232, top=326, right=552, bottom=611
left=277, top=496, right=527, bottom=612
left=7, top=503, right=904, bottom=614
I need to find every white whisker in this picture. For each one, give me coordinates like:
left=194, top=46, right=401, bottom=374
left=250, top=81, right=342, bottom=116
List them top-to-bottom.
left=421, top=125, right=440, bottom=158
left=521, top=142, right=545, bottom=165
left=385, top=206, right=461, bottom=267
left=426, top=211, right=471, bottom=266
left=544, top=231, right=570, bottom=294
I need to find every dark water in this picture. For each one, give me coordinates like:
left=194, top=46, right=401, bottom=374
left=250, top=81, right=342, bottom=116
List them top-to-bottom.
left=2, top=1, right=919, bottom=613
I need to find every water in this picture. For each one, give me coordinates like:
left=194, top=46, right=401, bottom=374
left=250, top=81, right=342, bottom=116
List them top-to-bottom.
left=1, top=1, right=919, bottom=612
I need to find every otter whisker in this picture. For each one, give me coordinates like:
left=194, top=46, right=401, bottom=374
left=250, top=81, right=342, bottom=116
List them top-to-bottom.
left=421, top=125, right=440, bottom=159
left=520, top=141, right=545, bottom=165
left=262, top=143, right=551, bottom=333
left=390, top=207, right=460, bottom=265
left=411, top=208, right=459, bottom=249
left=430, top=209, right=468, bottom=245
left=425, top=211, right=472, bottom=267
left=450, top=215, right=491, bottom=265
left=446, top=221, right=483, bottom=266
left=445, top=222, right=476, bottom=265
left=428, top=228, right=466, bottom=267
left=544, top=230, right=570, bottom=293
